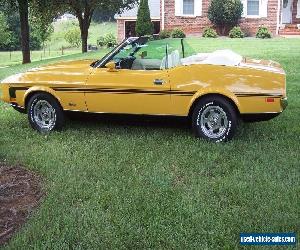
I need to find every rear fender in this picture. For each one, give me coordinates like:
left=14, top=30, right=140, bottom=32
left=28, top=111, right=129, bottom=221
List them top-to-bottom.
left=188, top=88, right=241, bottom=114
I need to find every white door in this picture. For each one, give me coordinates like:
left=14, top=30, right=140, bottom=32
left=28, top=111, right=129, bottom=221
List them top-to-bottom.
left=282, top=0, right=293, bottom=23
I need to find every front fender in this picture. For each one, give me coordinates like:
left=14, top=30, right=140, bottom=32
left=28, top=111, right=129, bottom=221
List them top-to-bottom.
left=23, top=86, right=61, bottom=107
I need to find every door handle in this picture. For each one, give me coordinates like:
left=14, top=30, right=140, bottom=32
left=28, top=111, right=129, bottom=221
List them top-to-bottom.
left=153, top=79, right=164, bottom=85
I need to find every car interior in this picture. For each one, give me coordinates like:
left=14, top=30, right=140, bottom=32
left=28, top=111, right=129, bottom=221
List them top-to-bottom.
left=104, top=38, right=244, bottom=71
left=111, top=38, right=183, bottom=71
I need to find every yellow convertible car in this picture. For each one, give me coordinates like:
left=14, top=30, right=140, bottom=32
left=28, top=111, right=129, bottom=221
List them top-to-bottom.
left=0, top=37, right=287, bottom=142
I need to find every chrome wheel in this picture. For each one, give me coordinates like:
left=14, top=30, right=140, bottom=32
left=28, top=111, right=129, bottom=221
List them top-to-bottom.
left=32, top=100, right=56, bottom=131
left=200, top=105, right=228, bottom=139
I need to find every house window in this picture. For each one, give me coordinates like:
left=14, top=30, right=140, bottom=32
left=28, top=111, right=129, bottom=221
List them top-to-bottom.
left=183, top=0, right=194, bottom=15
left=247, top=0, right=259, bottom=15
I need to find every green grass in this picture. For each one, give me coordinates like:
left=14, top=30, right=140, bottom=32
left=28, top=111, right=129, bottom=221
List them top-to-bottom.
left=0, top=21, right=117, bottom=67
left=0, top=38, right=299, bottom=249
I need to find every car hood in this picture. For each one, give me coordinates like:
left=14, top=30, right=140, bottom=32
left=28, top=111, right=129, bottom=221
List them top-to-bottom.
left=1, top=59, right=95, bottom=85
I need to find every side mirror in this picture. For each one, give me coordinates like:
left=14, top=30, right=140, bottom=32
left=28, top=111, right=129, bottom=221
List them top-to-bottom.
left=105, top=61, right=117, bottom=72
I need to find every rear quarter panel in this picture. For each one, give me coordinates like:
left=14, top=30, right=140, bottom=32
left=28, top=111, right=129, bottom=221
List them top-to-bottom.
left=169, top=64, right=286, bottom=115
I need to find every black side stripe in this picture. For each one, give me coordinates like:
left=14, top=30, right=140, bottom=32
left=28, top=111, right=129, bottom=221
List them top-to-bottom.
left=8, top=86, right=282, bottom=98
left=9, top=87, right=29, bottom=98
left=53, top=87, right=197, bottom=96
left=234, top=93, right=282, bottom=97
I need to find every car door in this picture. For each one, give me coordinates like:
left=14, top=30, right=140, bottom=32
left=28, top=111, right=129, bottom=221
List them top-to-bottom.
left=85, top=67, right=171, bottom=115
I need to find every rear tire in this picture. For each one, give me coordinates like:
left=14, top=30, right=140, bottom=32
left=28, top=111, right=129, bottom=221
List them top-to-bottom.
left=27, top=93, right=64, bottom=133
left=192, top=96, right=238, bottom=142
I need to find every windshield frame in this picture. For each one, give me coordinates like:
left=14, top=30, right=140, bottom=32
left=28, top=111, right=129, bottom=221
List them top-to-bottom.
left=92, top=37, right=150, bottom=68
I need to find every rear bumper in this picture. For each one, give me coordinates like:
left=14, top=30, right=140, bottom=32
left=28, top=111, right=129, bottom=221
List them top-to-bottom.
left=241, top=97, right=287, bottom=123
left=281, top=97, right=288, bottom=111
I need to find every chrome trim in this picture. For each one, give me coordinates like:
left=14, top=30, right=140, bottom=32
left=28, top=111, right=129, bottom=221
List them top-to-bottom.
left=281, top=97, right=288, bottom=110
left=10, top=103, right=25, bottom=110
left=64, top=109, right=187, bottom=117
left=242, top=112, right=281, bottom=114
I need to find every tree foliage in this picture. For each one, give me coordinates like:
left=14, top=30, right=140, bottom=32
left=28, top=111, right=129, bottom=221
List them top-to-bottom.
left=0, top=0, right=57, bottom=62
left=0, top=0, right=137, bottom=59
left=30, top=0, right=58, bottom=45
left=50, top=0, right=138, bottom=52
left=135, top=0, right=153, bottom=36
left=208, top=0, right=243, bottom=35
left=0, top=7, right=53, bottom=51
left=92, top=8, right=115, bottom=22
left=0, top=13, right=12, bottom=48
left=64, top=28, right=81, bottom=47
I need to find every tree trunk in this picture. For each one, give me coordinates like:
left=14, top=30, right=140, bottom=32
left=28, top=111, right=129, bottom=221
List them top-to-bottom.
left=17, top=0, right=31, bottom=64
left=77, top=9, right=93, bottom=53
left=81, top=28, right=88, bottom=53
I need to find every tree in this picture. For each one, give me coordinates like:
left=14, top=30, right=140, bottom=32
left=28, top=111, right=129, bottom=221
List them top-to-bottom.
left=0, top=0, right=57, bottom=62
left=1, top=0, right=36, bottom=63
left=15, top=0, right=31, bottom=63
left=53, top=0, right=137, bottom=53
left=135, top=0, right=153, bottom=36
left=208, top=0, right=243, bottom=35
left=30, top=7, right=55, bottom=55
left=92, top=8, right=115, bottom=23
left=0, top=13, right=12, bottom=48
left=64, top=28, right=81, bottom=47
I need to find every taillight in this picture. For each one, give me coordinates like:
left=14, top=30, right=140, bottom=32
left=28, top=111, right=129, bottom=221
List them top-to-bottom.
left=266, top=98, right=275, bottom=103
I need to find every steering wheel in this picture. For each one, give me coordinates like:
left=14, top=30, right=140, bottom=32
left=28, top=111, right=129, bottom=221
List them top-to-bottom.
left=114, top=56, right=136, bottom=69
left=114, top=58, right=122, bottom=69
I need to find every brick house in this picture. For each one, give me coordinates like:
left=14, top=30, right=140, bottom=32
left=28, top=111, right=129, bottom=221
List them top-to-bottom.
left=115, top=0, right=161, bottom=42
left=116, top=0, right=300, bottom=41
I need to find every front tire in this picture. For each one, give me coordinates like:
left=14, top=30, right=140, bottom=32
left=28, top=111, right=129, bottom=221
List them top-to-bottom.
left=27, top=93, right=64, bottom=133
left=192, top=96, right=238, bottom=142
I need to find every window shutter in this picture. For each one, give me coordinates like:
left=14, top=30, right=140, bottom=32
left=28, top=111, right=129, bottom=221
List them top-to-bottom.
left=175, top=0, right=183, bottom=16
left=195, top=0, right=202, bottom=16
left=241, top=0, right=247, bottom=17
left=259, top=0, right=268, bottom=17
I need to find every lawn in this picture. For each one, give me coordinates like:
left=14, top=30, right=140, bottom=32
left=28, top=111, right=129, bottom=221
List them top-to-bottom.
left=0, top=21, right=117, bottom=67
left=0, top=38, right=299, bottom=249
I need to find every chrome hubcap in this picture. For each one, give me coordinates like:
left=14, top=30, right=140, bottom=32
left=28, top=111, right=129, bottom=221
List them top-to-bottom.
left=33, top=100, right=56, bottom=130
left=200, top=106, right=228, bottom=139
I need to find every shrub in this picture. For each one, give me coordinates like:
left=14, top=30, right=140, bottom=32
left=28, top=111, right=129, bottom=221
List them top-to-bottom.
left=136, top=0, right=154, bottom=36
left=208, top=0, right=243, bottom=35
left=229, top=26, right=244, bottom=38
left=256, top=26, right=272, bottom=39
left=202, top=27, right=218, bottom=38
left=64, top=28, right=81, bottom=48
left=171, top=28, right=186, bottom=38
left=159, top=29, right=172, bottom=39
left=104, top=33, right=117, bottom=47
left=148, top=35, right=155, bottom=41
left=97, top=36, right=106, bottom=47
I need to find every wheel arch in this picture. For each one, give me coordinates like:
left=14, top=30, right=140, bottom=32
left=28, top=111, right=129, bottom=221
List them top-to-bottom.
left=23, top=87, right=62, bottom=111
left=188, top=92, right=240, bottom=118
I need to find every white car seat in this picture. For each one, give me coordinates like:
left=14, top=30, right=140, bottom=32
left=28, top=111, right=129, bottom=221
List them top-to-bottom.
left=160, top=50, right=182, bottom=70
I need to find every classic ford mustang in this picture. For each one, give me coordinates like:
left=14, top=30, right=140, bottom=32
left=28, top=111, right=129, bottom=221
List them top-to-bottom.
left=0, top=37, right=287, bottom=142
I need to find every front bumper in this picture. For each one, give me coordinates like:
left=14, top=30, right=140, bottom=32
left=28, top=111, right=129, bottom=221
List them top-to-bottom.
left=0, top=84, right=10, bottom=103
left=281, top=97, right=288, bottom=111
